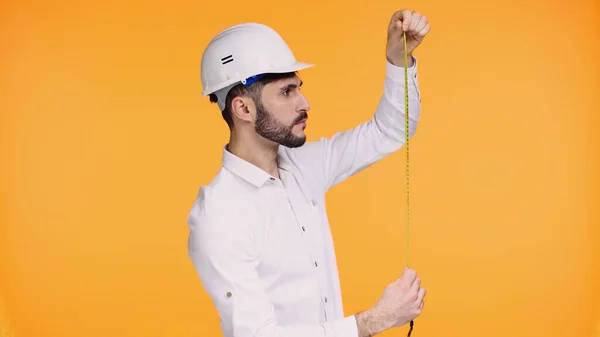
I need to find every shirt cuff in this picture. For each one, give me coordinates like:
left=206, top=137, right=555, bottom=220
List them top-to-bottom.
left=386, top=56, right=417, bottom=81
left=331, top=315, right=359, bottom=337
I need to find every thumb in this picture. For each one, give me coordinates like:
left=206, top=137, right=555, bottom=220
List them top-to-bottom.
left=389, top=9, right=412, bottom=32
left=397, top=266, right=408, bottom=282
left=399, top=267, right=417, bottom=285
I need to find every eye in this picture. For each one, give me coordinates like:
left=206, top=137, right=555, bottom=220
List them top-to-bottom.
left=282, top=89, right=290, bottom=96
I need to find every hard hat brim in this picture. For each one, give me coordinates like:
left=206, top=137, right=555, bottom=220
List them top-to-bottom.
left=201, top=61, right=314, bottom=96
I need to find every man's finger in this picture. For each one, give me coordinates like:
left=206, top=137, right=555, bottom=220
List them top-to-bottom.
left=390, top=9, right=413, bottom=31
left=390, top=9, right=411, bottom=21
left=402, top=10, right=412, bottom=31
left=409, top=12, right=421, bottom=32
left=413, top=15, right=428, bottom=34
left=416, top=24, right=431, bottom=37
left=399, top=267, right=417, bottom=285
left=410, top=276, right=420, bottom=295
left=416, top=286, right=427, bottom=304
left=418, top=298, right=425, bottom=311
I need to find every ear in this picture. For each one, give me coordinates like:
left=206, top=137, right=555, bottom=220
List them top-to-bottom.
left=230, top=96, right=255, bottom=123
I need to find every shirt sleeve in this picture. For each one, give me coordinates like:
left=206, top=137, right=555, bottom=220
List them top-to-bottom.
left=288, top=57, right=421, bottom=192
left=187, top=187, right=360, bottom=337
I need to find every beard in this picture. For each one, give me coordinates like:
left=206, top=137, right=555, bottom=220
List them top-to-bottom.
left=254, top=101, right=307, bottom=148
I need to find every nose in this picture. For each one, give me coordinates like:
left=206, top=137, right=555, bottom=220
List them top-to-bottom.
left=297, top=91, right=311, bottom=113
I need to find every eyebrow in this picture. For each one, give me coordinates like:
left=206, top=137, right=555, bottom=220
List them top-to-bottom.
left=280, top=81, right=303, bottom=91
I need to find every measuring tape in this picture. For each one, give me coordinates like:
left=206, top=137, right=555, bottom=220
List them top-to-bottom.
left=403, top=31, right=415, bottom=337
left=403, top=31, right=411, bottom=267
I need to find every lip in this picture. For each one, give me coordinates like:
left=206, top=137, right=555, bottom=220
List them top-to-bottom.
left=296, top=119, right=307, bottom=125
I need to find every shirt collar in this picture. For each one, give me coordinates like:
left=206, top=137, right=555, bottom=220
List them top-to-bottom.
left=221, top=145, right=291, bottom=187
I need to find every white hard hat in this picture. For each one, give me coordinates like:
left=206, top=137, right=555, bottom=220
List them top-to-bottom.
left=200, top=23, right=314, bottom=110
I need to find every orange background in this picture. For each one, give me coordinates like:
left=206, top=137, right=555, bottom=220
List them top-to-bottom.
left=1, top=0, right=599, bottom=336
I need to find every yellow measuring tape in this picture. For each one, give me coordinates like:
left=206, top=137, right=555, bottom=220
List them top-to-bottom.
left=403, top=31, right=410, bottom=267
left=403, top=32, right=415, bottom=337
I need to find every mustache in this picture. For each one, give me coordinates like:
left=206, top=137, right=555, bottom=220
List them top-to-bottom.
left=293, top=111, right=308, bottom=125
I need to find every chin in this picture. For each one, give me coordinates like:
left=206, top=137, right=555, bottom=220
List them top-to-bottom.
left=292, top=127, right=305, bottom=135
left=293, top=132, right=306, bottom=141
left=286, top=134, right=307, bottom=148
left=286, top=139, right=306, bottom=148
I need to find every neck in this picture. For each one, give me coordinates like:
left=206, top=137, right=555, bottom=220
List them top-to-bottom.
left=227, top=127, right=280, bottom=179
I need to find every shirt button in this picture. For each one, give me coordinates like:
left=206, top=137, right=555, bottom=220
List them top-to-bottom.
left=269, top=177, right=275, bottom=181
left=312, top=200, right=317, bottom=206
left=301, top=226, right=305, bottom=232
left=314, top=261, right=318, bottom=267
left=324, top=297, right=328, bottom=303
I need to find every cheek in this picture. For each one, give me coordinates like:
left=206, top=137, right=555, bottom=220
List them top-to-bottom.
left=262, top=99, right=296, bottom=123
left=277, top=111, right=297, bottom=126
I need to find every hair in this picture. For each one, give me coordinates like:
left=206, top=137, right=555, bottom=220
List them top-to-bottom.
left=209, top=72, right=297, bottom=129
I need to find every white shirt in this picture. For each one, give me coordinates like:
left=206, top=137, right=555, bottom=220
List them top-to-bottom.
left=187, top=58, right=421, bottom=337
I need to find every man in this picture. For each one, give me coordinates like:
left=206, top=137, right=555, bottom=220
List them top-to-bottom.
left=188, top=9, right=430, bottom=337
